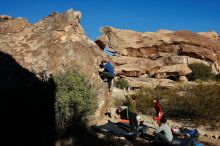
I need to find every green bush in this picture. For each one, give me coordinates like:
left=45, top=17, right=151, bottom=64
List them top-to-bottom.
left=187, top=63, right=214, bottom=81
left=54, top=70, right=96, bottom=135
left=114, top=78, right=129, bottom=89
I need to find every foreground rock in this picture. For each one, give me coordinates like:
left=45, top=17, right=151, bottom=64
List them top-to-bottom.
left=0, top=9, right=110, bottom=121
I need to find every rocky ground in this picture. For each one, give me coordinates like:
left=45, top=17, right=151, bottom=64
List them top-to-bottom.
left=92, top=87, right=220, bottom=146
left=100, top=106, right=220, bottom=146
left=56, top=108, right=220, bottom=146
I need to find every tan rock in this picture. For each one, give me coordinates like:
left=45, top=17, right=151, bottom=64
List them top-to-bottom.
left=0, top=9, right=110, bottom=121
left=0, top=15, right=12, bottom=21
left=0, top=17, right=28, bottom=33
left=96, top=27, right=220, bottom=74
left=96, top=27, right=173, bottom=56
left=156, top=29, right=174, bottom=34
left=198, top=31, right=219, bottom=41
left=95, top=35, right=108, bottom=50
left=112, top=56, right=165, bottom=77
left=112, top=56, right=149, bottom=65
left=115, top=63, right=143, bottom=77
left=155, top=64, right=192, bottom=79
left=179, top=76, right=188, bottom=82
left=126, top=77, right=175, bottom=88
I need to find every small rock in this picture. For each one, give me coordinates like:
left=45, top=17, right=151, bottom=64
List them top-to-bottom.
left=0, top=15, right=12, bottom=21
left=179, top=76, right=188, bottom=82
left=212, top=135, right=217, bottom=139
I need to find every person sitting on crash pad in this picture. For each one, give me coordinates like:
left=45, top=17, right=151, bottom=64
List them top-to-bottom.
left=99, top=59, right=115, bottom=92
left=124, top=87, right=138, bottom=132
left=153, top=98, right=164, bottom=125
left=154, top=115, right=173, bottom=143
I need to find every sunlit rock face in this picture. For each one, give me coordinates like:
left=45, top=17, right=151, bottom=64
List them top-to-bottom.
left=0, top=9, right=110, bottom=121
left=96, top=27, right=220, bottom=86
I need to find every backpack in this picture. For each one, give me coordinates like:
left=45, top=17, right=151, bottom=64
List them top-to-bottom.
left=186, top=129, right=200, bottom=139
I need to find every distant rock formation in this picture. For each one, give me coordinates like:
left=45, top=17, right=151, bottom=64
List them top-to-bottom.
left=0, top=9, right=110, bottom=121
left=0, top=15, right=12, bottom=22
left=96, top=27, right=220, bottom=87
left=198, top=31, right=219, bottom=41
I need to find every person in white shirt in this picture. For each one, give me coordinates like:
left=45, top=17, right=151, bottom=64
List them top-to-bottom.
left=154, top=115, right=173, bottom=143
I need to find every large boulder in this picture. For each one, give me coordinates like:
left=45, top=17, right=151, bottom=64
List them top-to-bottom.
left=0, top=9, right=110, bottom=121
left=96, top=27, right=220, bottom=82
left=155, top=64, right=192, bottom=79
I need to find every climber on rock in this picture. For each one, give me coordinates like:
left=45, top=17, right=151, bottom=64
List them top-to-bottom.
left=99, top=59, right=115, bottom=92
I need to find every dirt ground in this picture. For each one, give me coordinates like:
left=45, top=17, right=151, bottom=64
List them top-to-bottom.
left=100, top=107, right=220, bottom=146
left=200, top=138, right=220, bottom=146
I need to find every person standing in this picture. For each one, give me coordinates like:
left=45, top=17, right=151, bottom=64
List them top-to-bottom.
left=99, top=59, right=115, bottom=92
left=124, top=87, right=138, bottom=131
left=153, top=98, right=164, bottom=125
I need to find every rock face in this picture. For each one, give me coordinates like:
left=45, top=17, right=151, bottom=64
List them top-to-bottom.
left=0, top=9, right=110, bottom=121
left=0, top=15, right=12, bottom=22
left=96, top=27, right=220, bottom=87
left=198, top=31, right=219, bottom=41
left=155, top=64, right=192, bottom=79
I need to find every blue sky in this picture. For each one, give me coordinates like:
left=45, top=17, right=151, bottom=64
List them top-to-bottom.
left=0, top=0, right=220, bottom=40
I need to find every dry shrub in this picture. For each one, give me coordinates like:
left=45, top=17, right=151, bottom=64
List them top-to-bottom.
left=115, top=77, right=129, bottom=89
left=135, top=83, right=220, bottom=127
left=135, top=86, right=179, bottom=115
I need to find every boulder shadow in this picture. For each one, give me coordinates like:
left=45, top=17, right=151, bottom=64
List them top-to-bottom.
left=0, top=51, right=56, bottom=146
